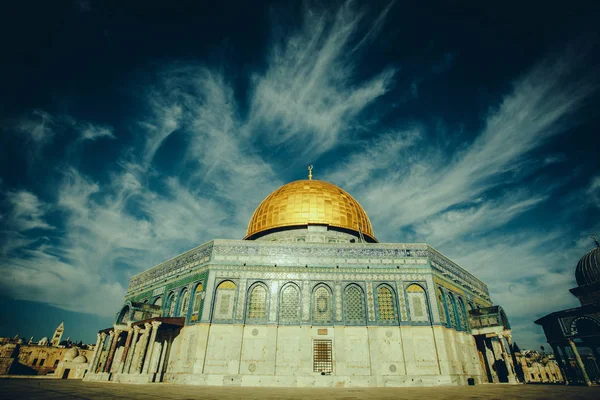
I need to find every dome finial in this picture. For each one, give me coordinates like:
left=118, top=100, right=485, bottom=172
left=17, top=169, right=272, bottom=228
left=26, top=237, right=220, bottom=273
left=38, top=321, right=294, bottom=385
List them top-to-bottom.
left=308, top=165, right=313, bottom=180
left=592, top=234, right=600, bottom=248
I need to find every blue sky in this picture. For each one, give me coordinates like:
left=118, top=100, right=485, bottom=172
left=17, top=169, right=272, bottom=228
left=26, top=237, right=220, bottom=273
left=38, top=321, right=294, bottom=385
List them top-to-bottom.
left=0, top=0, right=598, bottom=348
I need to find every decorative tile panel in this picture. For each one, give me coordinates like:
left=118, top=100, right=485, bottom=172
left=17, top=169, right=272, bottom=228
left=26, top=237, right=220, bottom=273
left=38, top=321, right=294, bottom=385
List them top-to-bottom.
left=236, top=279, right=247, bottom=320
left=269, top=281, right=279, bottom=322
left=302, top=281, right=310, bottom=321
left=335, top=283, right=342, bottom=322
left=366, top=283, right=375, bottom=322
left=397, top=283, right=408, bottom=322
left=312, top=286, right=333, bottom=324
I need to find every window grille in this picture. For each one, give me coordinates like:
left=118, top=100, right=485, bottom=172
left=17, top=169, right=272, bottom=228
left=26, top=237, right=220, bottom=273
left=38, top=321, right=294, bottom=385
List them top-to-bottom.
left=248, top=285, right=267, bottom=319
left=279, top=285, right=300, bottom=323
left=344, top=285, right=366, bottom=324
left=312, top=286, right=332, bottom=323
left=377, top=286, right=396, bottom=321
left=313, top=340, right=333, bottom=373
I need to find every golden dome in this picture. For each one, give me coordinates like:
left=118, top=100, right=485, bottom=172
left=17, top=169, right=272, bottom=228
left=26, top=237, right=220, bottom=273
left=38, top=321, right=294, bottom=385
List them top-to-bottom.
left=245, top=179, right=376, bottom=241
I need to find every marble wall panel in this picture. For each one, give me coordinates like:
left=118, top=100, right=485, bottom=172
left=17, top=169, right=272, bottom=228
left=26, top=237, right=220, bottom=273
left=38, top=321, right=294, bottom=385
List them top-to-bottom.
left=203, top=325, right=243, bottom=375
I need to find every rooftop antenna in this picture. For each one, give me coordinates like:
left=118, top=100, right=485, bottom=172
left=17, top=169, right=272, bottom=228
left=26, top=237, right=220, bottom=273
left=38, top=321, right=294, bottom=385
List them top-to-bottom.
left=308, top=165, right=313, bottom=180
left=592, top=234, right=600, bottom=248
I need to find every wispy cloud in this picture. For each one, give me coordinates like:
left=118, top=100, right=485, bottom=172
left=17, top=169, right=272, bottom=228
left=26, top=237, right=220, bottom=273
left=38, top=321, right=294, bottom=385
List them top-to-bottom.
left=0, top=1, right=596, bottom=352
left=247, top=1, right=396, bottom=157
left=322, top=43, right=597, bottom=348
left=17, top=110, right=55, bottom=148
left=78, top=124, right=115, bottom=141
left=587, top=175, right=600, bottom=208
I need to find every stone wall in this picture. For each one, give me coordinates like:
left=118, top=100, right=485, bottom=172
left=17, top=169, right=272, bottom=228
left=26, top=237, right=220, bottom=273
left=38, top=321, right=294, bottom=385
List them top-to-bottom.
left=162, top=323, right=484, bottom=387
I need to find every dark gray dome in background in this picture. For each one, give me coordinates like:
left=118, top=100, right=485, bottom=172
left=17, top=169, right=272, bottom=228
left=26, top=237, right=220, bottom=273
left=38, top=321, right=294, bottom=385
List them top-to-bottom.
left=575, top=245, right=600, bottom=286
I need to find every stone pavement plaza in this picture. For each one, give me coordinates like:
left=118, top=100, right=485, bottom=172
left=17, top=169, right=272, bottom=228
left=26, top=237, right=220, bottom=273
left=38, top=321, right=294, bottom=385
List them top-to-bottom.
left=0, top=380, right=599, bottom=400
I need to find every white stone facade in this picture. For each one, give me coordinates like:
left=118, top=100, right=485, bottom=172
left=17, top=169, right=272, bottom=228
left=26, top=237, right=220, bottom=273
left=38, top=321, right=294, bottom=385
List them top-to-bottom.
left=84, top=236, right=516, bottom=387
left=162, top=323, right=483, bottom=387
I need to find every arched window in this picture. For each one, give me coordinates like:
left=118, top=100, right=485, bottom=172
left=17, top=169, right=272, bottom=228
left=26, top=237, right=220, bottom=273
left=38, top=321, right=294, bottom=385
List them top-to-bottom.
left=213, top=280, right=237, bottom=321
left=191, top=283, right=204, bottom=322
left=247, top=284, right=268, bottom=322
left=279, top=284, right=301, bottom=323
left=344, top=284, right=366, bottom=324
left=406, top=284, right=429, bottom=322
left=312, top=285, right=333, bottom=324
left=376, top=285, right=398, bottom=323
left=437, top=288, right=447, bottom=323
left=179, top=289, right=190, bottom=317
left=444, top=291, right=457, bottom=328
left=166, top=292, right=177, bottom=317
left=448, top=293, right=461, bottom=330
left=153, top=297, right=162, bottom=307
left=458, top=297, right=469, bottom=330
left=118, top=305, right=130, bottom=324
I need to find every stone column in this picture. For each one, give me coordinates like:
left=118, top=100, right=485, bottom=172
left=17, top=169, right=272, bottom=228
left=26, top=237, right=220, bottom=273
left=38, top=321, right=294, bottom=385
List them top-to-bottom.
left=142, top=321, right=162, bottom=374
left=135, top=323, right=152, bottom=373
left=124, top=326, right=141, bottom=374
left=118, top=329, right=134, bottom=374
left=103, top=330, right=120, bottom=373
left=99, top=332, right=114, bottom=373
left=88, top=333, right=103, bottom=374
left=499, top=336, right=517, bottom=383
left=156, top=338, right=169, bottom=382
left=485, top=338, right=499, bottom=383
left=568, top=338, right=592, bottom=386
left=551, top=344, right=568, bottom=384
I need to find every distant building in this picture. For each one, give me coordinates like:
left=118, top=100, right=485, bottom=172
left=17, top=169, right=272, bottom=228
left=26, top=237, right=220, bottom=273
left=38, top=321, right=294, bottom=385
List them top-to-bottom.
left=84, top=173, right=519, bottom=387
left=535, top=239, right=600, bottom=386
left=50, top=322, right=64, bottom=347
left=0, top=323, right=94, bottom=378
left=513, top=349, right=564, bottom=383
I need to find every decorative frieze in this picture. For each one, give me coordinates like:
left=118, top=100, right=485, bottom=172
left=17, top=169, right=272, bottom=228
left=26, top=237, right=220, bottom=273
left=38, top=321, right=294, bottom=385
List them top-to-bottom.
left=126, top=239, right=490, bottom=307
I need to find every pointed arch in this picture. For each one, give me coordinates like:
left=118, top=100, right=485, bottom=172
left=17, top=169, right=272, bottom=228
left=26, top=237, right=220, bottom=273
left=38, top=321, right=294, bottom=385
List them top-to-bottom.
left=212, top=280, right=237, bottom=321
left=191, top=282, right=205, bottom=322
left=246, top=282, right=269, bottom=322
left=279, top=283, right=301, bottom=324
left=312, top=284, right=333, bottom=324
left=343, top=284, right=366, bottom=325
left=376, top=284, right=398, bottom=324
left=406, top=284, right=430, bottom=323
left=437, top=287, right=448, bottom=324
left=178, top=288, right=190, bottom=317
left=166, top=291, right=177, bottom=317
left=448, top=292, right=461, bottom=330
left=457, top=297, right=469, bottom=331
left=117, top=305, right=131, bottom=324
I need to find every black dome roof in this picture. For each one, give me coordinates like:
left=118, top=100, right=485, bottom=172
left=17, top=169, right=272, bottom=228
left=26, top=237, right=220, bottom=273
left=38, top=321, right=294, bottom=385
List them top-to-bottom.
left=575, top=245, right=600, bottom=286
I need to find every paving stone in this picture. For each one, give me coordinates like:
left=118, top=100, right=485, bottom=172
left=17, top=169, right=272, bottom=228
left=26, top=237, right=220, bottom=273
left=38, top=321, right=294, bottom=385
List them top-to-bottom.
left=0, top=379, right=599, bottom=400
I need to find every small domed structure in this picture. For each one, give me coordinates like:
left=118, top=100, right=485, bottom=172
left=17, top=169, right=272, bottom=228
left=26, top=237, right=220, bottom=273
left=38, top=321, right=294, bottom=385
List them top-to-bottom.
left=575, top=244, right=600, bottom=286
left=38, top=337, right=49, bottom=346
left=63, top=347, right=79, bottom=361
left=72, top=355, right=88, bottom=364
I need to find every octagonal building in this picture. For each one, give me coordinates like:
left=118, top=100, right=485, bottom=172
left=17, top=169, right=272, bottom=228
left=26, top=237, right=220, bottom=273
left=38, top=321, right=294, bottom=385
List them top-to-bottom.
left=84, top=175, right=518, bottom=387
